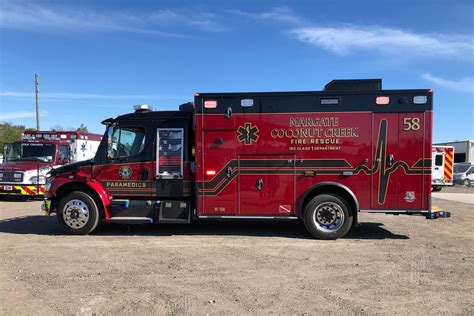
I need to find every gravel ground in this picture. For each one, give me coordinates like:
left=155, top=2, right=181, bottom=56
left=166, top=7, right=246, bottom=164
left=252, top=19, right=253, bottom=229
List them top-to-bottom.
left=0, top=196, right=472, bottom=315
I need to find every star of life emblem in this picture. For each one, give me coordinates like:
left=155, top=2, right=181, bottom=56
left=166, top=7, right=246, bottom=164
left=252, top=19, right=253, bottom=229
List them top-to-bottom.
left=237, top=123, right=259, bottom=145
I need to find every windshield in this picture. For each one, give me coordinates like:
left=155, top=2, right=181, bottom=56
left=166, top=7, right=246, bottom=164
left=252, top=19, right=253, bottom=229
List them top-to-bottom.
left=7, top=142, right=56, bottom=162
left=454, top=164, right=471, bottom=173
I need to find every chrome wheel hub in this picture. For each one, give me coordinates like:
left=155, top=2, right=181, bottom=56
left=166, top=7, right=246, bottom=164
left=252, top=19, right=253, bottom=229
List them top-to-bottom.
left=63, top=199, right=89, bottom=229
left=313, top=202, right=344, bottom=232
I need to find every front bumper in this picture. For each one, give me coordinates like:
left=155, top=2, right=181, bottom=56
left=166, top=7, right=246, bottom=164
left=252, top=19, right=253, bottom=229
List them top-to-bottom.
left=0, top=184, right=45, bottom=196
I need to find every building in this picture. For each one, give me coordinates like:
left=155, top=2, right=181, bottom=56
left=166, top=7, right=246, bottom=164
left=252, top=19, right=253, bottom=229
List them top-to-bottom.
left=434, top=140, right=474, bottom=163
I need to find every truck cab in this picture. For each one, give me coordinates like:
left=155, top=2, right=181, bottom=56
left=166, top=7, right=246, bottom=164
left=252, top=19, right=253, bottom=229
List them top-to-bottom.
left=44, top=104, right=194, bottom=233
left=0, top=131, right=101, bottom=198
left=0, top=140, right=70, bottom=197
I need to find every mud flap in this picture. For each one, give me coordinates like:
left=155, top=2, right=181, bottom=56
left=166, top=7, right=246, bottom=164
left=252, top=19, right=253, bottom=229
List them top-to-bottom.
left=158, top=200, right=191, bottom=224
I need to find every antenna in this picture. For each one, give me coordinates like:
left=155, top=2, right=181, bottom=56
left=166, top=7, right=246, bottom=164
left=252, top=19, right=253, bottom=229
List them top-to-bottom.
left=35, top=73, right=40, bottom=130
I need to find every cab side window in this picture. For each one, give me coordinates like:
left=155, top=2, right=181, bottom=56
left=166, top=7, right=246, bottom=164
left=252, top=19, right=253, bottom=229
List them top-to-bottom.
left=109, top=127, right=146, bottom=160
left=157, top=129, right=183, bottom=178
left=58, top=145, right=70, bottom=162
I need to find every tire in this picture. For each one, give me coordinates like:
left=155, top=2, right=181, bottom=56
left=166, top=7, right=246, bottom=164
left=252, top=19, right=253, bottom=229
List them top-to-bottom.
left=464, top=179, right=471, bottom=187
left=432, top=186, right=442, bottom=192
left=56, top=191, right=100, bottom=235
left=303, top=194, right=353, bottom=240
left=0, top=195, right=7, bottom=201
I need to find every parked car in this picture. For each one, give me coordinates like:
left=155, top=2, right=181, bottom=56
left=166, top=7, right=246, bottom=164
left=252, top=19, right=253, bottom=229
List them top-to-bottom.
left=453, top=163, right=474, bottom=186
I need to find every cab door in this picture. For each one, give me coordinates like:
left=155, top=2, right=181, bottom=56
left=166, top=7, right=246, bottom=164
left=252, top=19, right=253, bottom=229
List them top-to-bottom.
left=94, top=124, right=154, bottom=217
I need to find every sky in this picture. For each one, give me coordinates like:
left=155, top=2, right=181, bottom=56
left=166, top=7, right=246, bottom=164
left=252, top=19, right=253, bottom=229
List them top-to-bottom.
left=0, top=0, right=473, bottom=142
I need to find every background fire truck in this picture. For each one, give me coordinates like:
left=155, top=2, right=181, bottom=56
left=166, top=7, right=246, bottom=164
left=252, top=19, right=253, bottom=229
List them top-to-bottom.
left=43, top=79, right=448, bottom=239
left=0, top=131, right=101, bottom=198
left=431, top=145, right=454, bottom=191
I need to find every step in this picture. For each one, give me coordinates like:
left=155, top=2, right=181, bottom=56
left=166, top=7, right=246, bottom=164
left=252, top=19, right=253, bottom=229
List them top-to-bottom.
left=108, top=217, right=153, bottom=224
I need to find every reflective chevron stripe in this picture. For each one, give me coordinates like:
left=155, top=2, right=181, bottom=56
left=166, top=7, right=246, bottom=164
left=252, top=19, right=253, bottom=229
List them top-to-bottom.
left=443, top=148, right=454, bottom=183
left=1, top=185, right=46, bottom=195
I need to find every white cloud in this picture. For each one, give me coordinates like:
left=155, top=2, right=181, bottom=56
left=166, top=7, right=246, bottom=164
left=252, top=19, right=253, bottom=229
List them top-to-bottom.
left=0, top=2, right=224, bottom=36
left=231, top=6, right=305, bottom=25
left=290, top=26, right=474, bottom=59
left=423, top=73, right=474, bottom=93
left=0, top=91, right=186, bottom=100
left=0, top=111, right=36, bottom=120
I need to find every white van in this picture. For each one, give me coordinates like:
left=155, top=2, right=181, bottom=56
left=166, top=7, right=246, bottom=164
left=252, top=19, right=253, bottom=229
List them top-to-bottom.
left=454, top=163, right=473, bottom=187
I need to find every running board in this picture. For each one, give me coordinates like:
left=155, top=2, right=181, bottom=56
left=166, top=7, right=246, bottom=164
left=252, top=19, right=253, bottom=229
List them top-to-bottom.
left=360, top=210, right=451, bottom=219
left=198, top=216, right=299, bottom=220
left=108, top=217, right=153, bottom=224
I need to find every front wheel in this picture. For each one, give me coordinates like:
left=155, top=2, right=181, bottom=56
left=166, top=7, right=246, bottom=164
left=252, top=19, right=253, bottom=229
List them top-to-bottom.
left=464, top=179, right=471, bottom=187
left=57, top=191, right=100, bottom=235
left=303, top=194, right=353, bottom=239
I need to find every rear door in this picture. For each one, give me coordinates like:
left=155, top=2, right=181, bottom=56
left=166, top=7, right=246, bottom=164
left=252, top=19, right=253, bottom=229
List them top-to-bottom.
left=432, top=149, right=444, bottom=181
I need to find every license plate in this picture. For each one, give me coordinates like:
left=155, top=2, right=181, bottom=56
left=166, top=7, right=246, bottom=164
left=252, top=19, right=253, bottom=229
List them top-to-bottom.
left=4, top=185, right=13, bottom=191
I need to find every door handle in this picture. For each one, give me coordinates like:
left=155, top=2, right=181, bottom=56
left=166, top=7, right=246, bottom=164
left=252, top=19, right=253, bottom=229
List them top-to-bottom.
left=225, top=107, right=232, bottom=119
left=387, top=154, right=394, bottom=167
left=226, top=166, right=232, bottom=178
left=434, top=167, right=439, bottom=170
left=256, top=179, right=263, bottom=191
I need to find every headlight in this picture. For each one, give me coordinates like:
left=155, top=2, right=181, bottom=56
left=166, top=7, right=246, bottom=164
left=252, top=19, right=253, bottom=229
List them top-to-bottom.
left=40, top=166, right=52, bottom=174
left=14, top=173, right=22, bottom=179
left=29, top=175, right=46, bottom=184
left=45, top=181, right=52, bottom=191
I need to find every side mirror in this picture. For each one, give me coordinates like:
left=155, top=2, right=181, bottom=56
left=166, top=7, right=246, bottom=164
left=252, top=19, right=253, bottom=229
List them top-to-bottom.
left=3, top=144, right=10, bottom=160
left=62, top=158, right=70, bottom=165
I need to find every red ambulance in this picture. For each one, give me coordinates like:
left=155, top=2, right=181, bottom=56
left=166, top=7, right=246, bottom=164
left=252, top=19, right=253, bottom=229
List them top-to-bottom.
left=43, top=79, right=448, bottom=239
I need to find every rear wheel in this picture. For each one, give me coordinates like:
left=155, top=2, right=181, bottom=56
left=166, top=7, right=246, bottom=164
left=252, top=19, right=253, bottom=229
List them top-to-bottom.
left=432, top=186, right=442, bottom=192
left=57, top=191, right=100, bottom=235
left=303, top=194, right=353, bottom=239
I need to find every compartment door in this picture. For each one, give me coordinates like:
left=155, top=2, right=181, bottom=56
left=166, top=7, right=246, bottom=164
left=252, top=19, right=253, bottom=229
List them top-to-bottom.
left=372, top=113, right=425, bottom=209
left=396, top=113, right=424, bottom=209
left=371, top=114, right=399, bottom=209
left=201, top=131, right=237, bottom=215
left=239, top=155, right=295, bottom=216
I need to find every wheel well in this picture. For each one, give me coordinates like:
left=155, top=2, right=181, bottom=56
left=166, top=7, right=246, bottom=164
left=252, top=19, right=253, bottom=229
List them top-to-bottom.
left=53, top=182, right=104, bottom=215
left=299, top=184, right=358, bottom=223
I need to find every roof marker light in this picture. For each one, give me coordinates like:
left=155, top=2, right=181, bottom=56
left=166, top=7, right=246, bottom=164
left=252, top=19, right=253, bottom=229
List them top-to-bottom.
left=376, top=96, right=390, bottom=105
left=414, top=96, right=428, bottom=104
left=204, top=100, right=217, bottom=109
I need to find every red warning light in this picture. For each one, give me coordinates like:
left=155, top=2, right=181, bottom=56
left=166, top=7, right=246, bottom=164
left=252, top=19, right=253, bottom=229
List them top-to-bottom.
left=376, top=96, right=390, bottom=105
left=206, top=170, right=216, bottom=176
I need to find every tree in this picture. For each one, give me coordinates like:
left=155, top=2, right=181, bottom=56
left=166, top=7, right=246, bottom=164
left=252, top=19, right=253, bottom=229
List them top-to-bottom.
left=0, top=122, right=25, bottom=151
left=76, top=123, right=88, bottom=133
left=51, top=124, right=88, bottom=132
left=51, top=124, right=65, bottom=131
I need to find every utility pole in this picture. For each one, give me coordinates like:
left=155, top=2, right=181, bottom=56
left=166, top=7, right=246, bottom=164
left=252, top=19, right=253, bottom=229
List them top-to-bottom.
left=35, top=73, right=40, bottom=131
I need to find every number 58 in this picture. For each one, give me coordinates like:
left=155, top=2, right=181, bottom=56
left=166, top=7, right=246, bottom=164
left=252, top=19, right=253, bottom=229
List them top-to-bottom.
left=403, top=117, right=421, bottom=131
